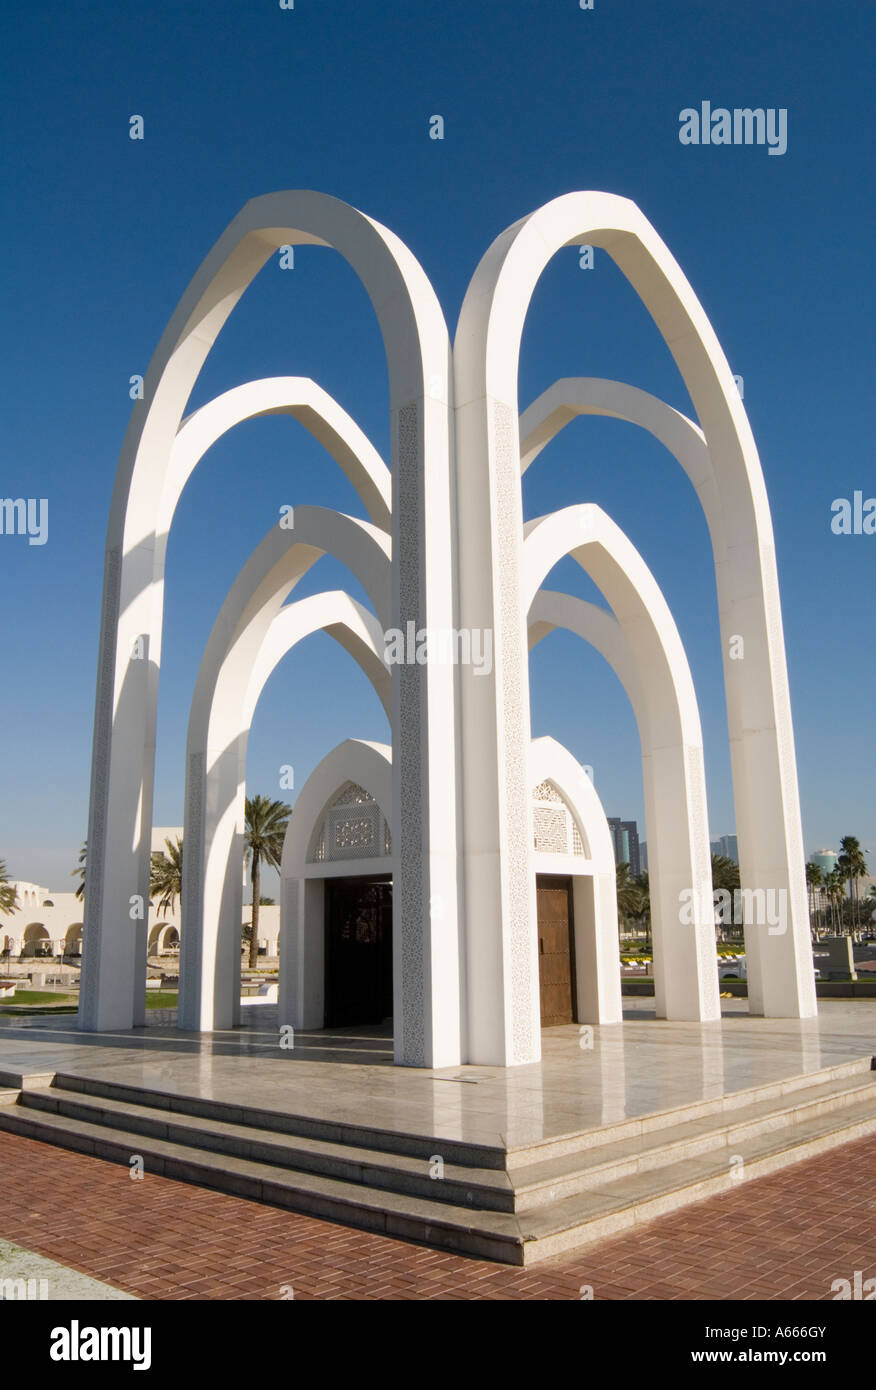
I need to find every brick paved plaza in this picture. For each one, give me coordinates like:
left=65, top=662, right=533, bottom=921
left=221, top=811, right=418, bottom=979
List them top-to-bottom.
left=1, top=1126, right=873, bottom=1301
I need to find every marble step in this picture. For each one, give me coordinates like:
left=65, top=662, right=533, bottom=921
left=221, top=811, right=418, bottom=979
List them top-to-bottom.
left=51, top=1054, right=875, bottom=1173
left=505, top=1055, right=876, bottom=1166
left=18, top=1067, right=876, bottom=1217
left=511, top=1070, right=876, bottom=1209
left=50, top=1071, right=507, bottom=1170
left=1, top=1083, right=874, bottom=1265
left=19, top=1086, right=517, bottom=1213
left=516, top=1092, right=876, bottom=1263
left=0, top=1102, right=527, bottom=1264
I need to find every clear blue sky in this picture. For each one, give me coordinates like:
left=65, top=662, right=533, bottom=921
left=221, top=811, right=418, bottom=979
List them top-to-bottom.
left=1, top=0, right=873, bottom=889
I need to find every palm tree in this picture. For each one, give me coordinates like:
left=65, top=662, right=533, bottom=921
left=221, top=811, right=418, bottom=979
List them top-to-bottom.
left=244, top=796, right=290, bottom=969
left=837, top=836, right=868, bottom=930
left=150, top=837, right=183, bottom=916
left=72, top=841, right=87, bottom=901
left=711, top=853, right=740, bottom=894
left=710, top=854, right=741, bottom=938
left=0, top=860, right=19, bottom=917
left=615, top=861, right=644, bottom=940
left=805, top=861, right=824, bottom=934
left=826, top=865, right=847, bottom=934
left=633, top=870, right=651, bottom=948
left=634, top=871, right=650, bottom=923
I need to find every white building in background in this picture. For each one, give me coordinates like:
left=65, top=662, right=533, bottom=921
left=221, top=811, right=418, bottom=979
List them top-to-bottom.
left=77, top=189, right=816, bottom=1066
left=1, top=824, right=279, bottom=964
left=0, top=882, right=85, bottom=961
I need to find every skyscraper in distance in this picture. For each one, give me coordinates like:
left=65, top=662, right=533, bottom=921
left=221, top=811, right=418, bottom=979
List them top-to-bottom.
left=608, top=818, right=641, bottom=877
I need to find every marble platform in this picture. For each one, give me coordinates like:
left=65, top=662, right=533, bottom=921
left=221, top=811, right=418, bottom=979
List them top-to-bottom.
left=1, top=1000, right=874, bottom=1152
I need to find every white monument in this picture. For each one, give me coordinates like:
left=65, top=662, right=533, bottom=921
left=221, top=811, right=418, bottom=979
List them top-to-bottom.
left=79, top=190, right=816, bottom=1069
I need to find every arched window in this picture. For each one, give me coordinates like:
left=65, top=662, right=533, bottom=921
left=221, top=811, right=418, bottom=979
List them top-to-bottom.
left=309, top=782, right=392, bottom=863
left=532, top=782, right=585, bottom=856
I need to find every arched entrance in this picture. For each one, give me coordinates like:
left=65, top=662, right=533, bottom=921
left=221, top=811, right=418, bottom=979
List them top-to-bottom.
left=530, top=736, right=623, bottom=1027
left=280, top=741, right=394, bottom=1032
left=22, top=923, right=50, bottom=958
left=64, top=923, right=83, bottom=957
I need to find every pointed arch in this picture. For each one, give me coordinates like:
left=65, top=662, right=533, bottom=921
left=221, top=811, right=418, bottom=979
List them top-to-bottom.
left=82, top=192, right=460, bottom=1069
left=454, top=192, right=813, bottom=1064
left=163, top=376, right=391, bottom=535
left=524, top=505, right=719, bottom=1021
left=178, top=509, right=391, bottom=1032
left=529, top=736, right=622, bottom=1025
left=278, top=739, right=393, bottom=1030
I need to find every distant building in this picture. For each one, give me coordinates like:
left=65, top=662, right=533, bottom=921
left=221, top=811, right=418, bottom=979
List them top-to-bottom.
left=608, top=818, right=641, bottom=877
left=0, top=829, right=281, bottom=964
left=710, top=834, right=738, bottom=864
left=640, top=841, right=648, bottom=873
left=811, top=849, right=838, bottom=875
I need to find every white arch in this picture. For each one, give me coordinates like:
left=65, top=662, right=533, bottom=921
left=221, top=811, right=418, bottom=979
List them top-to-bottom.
left=82, top=191, right=460, bottom=1072
left=454, top=192, right=813, bottom=1063
left=163, top=376, right=391, bottom=534
left=520, top=376, right=719, bottom=555
left=523, top=378, right=816, bottom=1014
left=523, top=503, right=719, bottom=1021
left=178, top=510, right=391, bottom=1033
left=530, top=586, right=718, bottom=1019
left=178, top=587, right=390, bottom=1031
left=529, top=590, right=642, bottom=714
left=244, top=591, right=390, bottom=728
left=529, top=736, right=622, bottom=1026
left=279, top=739, right=393, bottom=1030
left=22, top=923, right=49, bottom=958
left=63, top=923, right=84, bottom=954
left=158, top=925, right=180, bottom=953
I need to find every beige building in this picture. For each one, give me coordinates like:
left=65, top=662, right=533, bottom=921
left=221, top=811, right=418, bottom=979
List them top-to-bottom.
left=1, top=826, right=280, bottom=965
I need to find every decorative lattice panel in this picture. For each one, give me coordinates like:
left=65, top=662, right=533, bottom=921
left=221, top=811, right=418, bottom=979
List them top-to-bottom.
left=331, top=781, right=375, bottom=807
left=532, top=781, right=563, bottom=803
left=532, top=782, right=585, bottom=856
left=326, top=803, right=382, bottom=860
left=533, top=807, right=568, bottom=854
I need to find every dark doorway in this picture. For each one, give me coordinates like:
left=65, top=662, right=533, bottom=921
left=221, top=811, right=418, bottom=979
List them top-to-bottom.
left=536, top=875, right=577, bottom=1027
left=324, top=876, right=393, bottom=1027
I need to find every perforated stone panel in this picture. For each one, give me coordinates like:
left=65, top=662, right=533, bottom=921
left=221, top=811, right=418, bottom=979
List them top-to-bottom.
left=331, top=781, right=375, bottom=807
left=533, top=807, right=568, bottom=854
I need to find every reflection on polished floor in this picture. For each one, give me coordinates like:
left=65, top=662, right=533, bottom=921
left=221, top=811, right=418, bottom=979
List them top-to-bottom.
left=1, top=1000, right=874, bottom=1150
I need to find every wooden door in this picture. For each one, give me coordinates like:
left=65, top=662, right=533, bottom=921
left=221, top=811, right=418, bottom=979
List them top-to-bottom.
left=536, top=876, right=576, bottom=1027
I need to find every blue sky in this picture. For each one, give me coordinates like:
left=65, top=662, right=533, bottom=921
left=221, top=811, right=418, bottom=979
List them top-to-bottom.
left=1, top=0, right=873, bottom=889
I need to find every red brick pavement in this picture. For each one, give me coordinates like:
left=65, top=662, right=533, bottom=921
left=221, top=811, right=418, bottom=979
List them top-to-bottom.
left=0, top=1128, right=873, bottom=1300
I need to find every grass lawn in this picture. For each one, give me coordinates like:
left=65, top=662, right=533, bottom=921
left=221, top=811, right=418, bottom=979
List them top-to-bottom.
left=0, top=988, right=179, bottom=1015
left=0, top=990, right=79, bottom=1015
left=3, top=990, right=74, bottom=1004
left=145, top=991, right=178, bottom=1009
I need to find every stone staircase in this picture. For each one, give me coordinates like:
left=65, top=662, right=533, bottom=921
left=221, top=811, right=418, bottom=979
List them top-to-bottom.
left=1, top=1057, right=874, bottom=1265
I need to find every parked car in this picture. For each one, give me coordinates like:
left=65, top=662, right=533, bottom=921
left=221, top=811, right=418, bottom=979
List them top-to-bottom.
left=718, top=955, right=747, bottom=980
